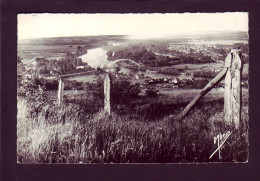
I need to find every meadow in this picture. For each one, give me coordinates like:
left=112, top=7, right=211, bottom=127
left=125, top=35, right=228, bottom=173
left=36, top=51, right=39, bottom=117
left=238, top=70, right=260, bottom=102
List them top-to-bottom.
left=18, top=44, right=82, bottom=63
left=17, top=80, right=249, bottom=163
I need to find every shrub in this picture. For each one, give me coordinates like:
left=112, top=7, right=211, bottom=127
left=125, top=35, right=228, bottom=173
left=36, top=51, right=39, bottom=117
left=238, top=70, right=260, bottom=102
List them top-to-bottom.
left=18, top=61, right=47, bottom=117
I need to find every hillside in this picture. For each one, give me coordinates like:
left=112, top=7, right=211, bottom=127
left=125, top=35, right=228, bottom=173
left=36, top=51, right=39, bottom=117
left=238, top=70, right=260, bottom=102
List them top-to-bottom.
left=18, top=35, right=127, bottom=46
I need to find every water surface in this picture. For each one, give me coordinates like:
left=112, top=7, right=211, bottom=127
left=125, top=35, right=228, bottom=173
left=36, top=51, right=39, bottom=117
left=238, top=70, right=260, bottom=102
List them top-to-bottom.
left=79, top=48, right=110, bottom=68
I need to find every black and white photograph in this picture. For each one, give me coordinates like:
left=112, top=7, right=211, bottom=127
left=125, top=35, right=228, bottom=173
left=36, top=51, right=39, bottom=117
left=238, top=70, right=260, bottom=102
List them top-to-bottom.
left=17, top=13, right=249, bottom=163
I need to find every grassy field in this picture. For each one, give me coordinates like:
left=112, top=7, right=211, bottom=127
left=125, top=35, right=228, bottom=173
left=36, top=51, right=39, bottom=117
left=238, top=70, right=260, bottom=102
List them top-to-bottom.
left=18, top=44, right=83, bottom=62
left=172, top=62, right=249, bottom=77
left=17, top=84, right=249, bottom=163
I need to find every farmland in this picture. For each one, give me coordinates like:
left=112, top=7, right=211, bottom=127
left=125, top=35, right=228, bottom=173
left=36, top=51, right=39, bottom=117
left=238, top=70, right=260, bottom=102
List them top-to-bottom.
left=17, top=32, right=249, bottom=163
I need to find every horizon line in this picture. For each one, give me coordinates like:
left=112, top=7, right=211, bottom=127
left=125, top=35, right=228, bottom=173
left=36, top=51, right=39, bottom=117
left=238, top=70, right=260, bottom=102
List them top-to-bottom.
left=18, top=30, right=248, bottom=41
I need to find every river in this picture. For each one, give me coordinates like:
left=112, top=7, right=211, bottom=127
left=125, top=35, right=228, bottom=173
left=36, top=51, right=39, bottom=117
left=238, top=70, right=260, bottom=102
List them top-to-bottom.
left=79, top=47, right=111, bottom=68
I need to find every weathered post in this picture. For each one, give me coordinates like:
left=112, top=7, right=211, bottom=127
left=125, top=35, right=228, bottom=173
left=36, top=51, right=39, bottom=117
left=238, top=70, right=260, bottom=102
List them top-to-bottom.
left=224, top=49, right=243, bottom=129
left=104, top=73, right=111, bottom=114
left=58, top=77, right=64, bottom=107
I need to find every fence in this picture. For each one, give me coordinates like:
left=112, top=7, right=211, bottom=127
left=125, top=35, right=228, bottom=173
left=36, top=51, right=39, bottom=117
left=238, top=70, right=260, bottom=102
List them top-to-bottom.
left=57, top=49, right=243, bottom=129
left=178, top=49, right=243, bottom=129
left=57, top=59, right=139, bottom=114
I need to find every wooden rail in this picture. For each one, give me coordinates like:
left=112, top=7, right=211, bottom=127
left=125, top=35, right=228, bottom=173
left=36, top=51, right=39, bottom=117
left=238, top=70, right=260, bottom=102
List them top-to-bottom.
left=178, top=49, right=243, bottom=129
left=179, top=68, right=228, bottom=119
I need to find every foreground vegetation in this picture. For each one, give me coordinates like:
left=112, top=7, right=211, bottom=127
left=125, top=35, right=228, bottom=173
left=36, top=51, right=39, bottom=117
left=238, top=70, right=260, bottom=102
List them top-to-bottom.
left=17, top=66, right=249, bottom=163
left=17, top=96, right=248, bottom=163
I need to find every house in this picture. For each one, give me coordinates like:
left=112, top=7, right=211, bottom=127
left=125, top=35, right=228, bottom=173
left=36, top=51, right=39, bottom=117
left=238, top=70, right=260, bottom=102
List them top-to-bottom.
left=76, top=66, right=85, bottom=69
left=163, top=77, right=169, bottom=82
left=171, top=78, right=180, bottom=84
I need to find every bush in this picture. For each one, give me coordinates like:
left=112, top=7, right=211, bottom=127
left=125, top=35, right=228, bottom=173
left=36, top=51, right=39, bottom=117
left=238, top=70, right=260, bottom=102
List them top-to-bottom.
left=18, top=72, right=47, bottom=117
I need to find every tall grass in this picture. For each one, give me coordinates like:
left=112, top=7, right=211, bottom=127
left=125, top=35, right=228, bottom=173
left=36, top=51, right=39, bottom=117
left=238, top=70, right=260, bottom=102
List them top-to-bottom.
left=17, top=98, right=248, bottom=163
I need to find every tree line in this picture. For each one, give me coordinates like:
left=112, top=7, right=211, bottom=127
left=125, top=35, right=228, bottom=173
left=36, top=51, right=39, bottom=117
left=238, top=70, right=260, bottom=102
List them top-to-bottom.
left=106, top=44, right=215, bottom=67
left=35, top=46, right=91, bottom=75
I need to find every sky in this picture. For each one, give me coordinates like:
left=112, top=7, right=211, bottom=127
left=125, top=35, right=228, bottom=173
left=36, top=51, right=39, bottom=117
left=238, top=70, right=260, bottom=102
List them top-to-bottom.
left=18, top=13, right=248, bottom=40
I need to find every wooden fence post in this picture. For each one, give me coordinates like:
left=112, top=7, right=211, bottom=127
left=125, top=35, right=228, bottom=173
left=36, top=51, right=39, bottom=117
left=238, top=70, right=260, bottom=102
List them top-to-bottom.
left=224, top=49, right=243, bottom=129
left=104, top=73, right=111, bottom=114
left=58, top=77, right=64, bottom=107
